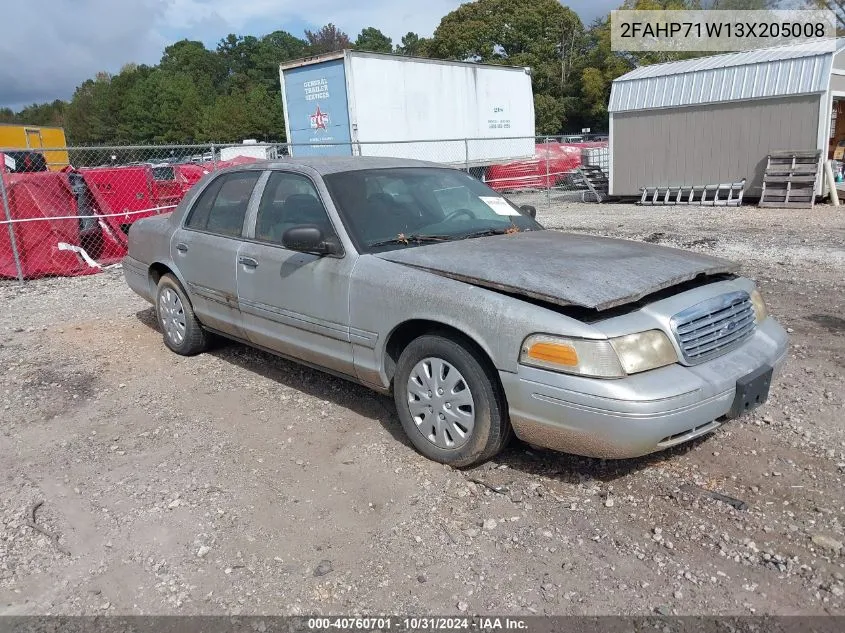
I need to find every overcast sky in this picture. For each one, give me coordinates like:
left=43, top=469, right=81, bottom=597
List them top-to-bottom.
left=0, top=0, right=614, bottom=110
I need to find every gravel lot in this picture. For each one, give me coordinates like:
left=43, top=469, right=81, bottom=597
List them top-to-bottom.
left=1, top=202, right=843, bottom=616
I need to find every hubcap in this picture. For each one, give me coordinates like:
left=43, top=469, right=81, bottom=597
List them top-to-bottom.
left=158, top=287, right=186, bottom=345
left=406, top=357, right=475, bottom=449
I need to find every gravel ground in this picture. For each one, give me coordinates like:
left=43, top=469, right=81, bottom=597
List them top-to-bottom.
left=1, top=202, right=843, bottom=616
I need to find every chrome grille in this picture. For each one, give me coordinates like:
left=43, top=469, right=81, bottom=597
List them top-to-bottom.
left=671, top=291, right=756, bottom=364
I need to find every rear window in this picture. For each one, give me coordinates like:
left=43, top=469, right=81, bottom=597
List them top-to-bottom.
left=185, top=171, right=260, bottom=237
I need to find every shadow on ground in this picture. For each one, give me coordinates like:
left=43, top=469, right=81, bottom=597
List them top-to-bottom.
left=137, top=307, right=709, bottom=486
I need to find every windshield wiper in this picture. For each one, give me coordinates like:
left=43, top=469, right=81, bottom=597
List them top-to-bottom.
left=455, top=227, right=520, bottom=240
left=368, top=233, right=451, bottom=248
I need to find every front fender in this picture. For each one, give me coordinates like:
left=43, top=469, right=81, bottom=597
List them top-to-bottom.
left=348, top=255, right=601, bottom=389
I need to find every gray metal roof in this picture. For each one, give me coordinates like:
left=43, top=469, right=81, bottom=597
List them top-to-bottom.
left=610, top=39, right=845, bottom=113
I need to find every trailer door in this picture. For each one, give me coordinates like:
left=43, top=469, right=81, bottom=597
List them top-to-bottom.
left=281, top=59, right=353, bottom=157
left=25, top=128, right=43, bottom=149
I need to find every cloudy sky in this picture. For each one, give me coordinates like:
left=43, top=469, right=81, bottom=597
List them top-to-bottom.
left=0, top=0, right=614, bottom=110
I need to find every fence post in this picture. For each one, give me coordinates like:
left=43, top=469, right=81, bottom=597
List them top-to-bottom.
left=544, top=137, right=551, bottom=208
left=464, top=138, right=470, bottom=173
left=210, top=143, right=217, bottom=171
left=0, top=173, right=24, bottom=283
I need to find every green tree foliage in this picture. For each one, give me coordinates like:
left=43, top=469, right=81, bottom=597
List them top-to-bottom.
left=427, top=0, right=584, bottom=133
left=5, top=2, right=789, bottom=142
left=305, top=23, right=351, bottom=55
left=355, top=27, right=393, bottom=53
left=396, top=32, right=430, bottom=56
left=161, top=40, right=226, bottom=90
left=64, top=73, right=113, bottom=144
left=200, top=84, right=284, bottom=142
left=0, top=101, right=66, bottom=126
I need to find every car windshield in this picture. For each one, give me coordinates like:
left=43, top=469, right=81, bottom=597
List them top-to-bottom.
left=322, top=167, right=543, bottom=251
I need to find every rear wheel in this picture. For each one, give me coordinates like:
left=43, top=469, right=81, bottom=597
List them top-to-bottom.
left=155, top=274, right=208, bottom=355
left=394, top=333, right=510, bottom=467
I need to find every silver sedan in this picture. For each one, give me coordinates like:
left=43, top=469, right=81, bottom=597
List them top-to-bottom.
left=123, top=157, right=788, bottom=466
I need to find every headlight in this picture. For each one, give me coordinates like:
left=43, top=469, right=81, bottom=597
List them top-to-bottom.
left=750, top=289, right=769, bottom=323
left=520, top=330, right=678, bottom=378
left=608, top=330, right=679, bottom=375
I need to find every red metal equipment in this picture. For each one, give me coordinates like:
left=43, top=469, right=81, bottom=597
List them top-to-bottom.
left=485, top=142, right=607, bottom=192
left=1, top=156, right=262, bottom=279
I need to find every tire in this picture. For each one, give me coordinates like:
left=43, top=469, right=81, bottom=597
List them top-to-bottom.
left=155, top=273, right=208, bottom=356
left=393, top=332, right=511, bottom=467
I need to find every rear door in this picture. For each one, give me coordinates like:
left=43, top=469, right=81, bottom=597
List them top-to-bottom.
left=171, top=170, right=263, bottom=339
left=236, top=170, right=356, bottom=376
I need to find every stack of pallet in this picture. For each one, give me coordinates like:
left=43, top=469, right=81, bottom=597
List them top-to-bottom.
left=759, top=150, right=820, bottom=208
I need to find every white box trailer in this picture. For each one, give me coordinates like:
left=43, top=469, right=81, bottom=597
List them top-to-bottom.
left=279, top=50, right=535, bottom=166
left=219, top=140, right=279, bottom=162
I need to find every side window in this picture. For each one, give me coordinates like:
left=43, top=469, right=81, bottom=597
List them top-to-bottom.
left=185, top=171, right=260, bottom=237
left=254, top=171, right=333, bottom=244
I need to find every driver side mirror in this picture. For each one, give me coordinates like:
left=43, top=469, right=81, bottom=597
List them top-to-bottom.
left=519, top=204, right=537, bottom=219
left=282, top=225, right=341, bottom=256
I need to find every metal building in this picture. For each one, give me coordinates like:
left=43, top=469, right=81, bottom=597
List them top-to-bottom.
left=608, top=40, right=845, bottom=197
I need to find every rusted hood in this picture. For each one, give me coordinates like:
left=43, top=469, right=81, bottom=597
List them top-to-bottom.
left=374, top=230, right=739, bottom=311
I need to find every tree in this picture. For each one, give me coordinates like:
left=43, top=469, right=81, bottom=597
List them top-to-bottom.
left=428, top=0, right=584, bottom=130
left=305, top=23, right=351, bottom=55
left=355, top=27, right=393, bottom=53
left=252, top=31, right=308, bottom=94
left=396, top=32, right=430, bottom=56
left=161, top=39, right=226, bottom=89
left=118, top=70, right=204, bottom=142
left=65, top=73, right=113, bottom=144
left=200, top=83, right=284, bottom=142
left=534, top=93, right=566, bottom=135
left=10, top=100, right=66, bottom=127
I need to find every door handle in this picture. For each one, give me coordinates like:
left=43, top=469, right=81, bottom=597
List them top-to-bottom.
left=175, top=243, right=188, bottom=253
left=238, top=256, right=259, bottom=268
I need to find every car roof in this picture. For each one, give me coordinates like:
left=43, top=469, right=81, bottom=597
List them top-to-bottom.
left=236, top=156, right=447, bottom=176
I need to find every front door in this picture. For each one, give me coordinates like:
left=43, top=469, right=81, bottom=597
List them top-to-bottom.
left=171, top=170, right=262, bottom=338
left=236, top=170, right=356, bottom=376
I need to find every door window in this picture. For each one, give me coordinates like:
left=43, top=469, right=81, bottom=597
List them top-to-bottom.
left=185, top=171, right=260, bottom=237
left=254, top=171, right=333, bottom=244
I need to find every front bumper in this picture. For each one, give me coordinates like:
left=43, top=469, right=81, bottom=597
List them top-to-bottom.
left=500, top=318, right=789, bottom=459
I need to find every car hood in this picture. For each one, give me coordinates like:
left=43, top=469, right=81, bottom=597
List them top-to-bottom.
left=374, top=230, right=739, bottom=311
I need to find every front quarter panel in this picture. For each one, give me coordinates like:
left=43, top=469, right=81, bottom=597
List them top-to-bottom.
left=348, top=255, right=603, bottom=389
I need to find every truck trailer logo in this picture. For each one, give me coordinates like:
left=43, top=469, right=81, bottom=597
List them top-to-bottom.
left=310, top=105, right=330, bottom=131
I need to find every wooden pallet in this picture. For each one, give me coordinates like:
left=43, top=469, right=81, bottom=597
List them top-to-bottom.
left=759, top=150, right=820, bottom=208
left=639, top=179, right=745, bottom=206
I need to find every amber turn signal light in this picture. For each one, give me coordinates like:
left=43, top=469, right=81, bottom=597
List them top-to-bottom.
left=524, top=341, right=579, bottom=366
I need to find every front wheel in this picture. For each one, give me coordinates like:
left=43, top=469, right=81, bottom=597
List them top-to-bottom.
left=155, top=273, right=208, bottom=356
left=393, top=333, right=511, bottom=467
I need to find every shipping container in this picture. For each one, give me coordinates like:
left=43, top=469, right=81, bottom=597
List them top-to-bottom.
left=279, top=50, right=535, bottom=165
left=0, top=124, right=69, bottom=171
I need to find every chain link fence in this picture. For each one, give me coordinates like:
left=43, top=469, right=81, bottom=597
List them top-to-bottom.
left=0, top=135, right=608, bottom=282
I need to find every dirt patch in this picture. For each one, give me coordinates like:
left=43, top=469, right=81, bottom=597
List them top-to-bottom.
left=1, top=204, right=843, bottom=616
left=805, top=314, right=845, bottom=334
